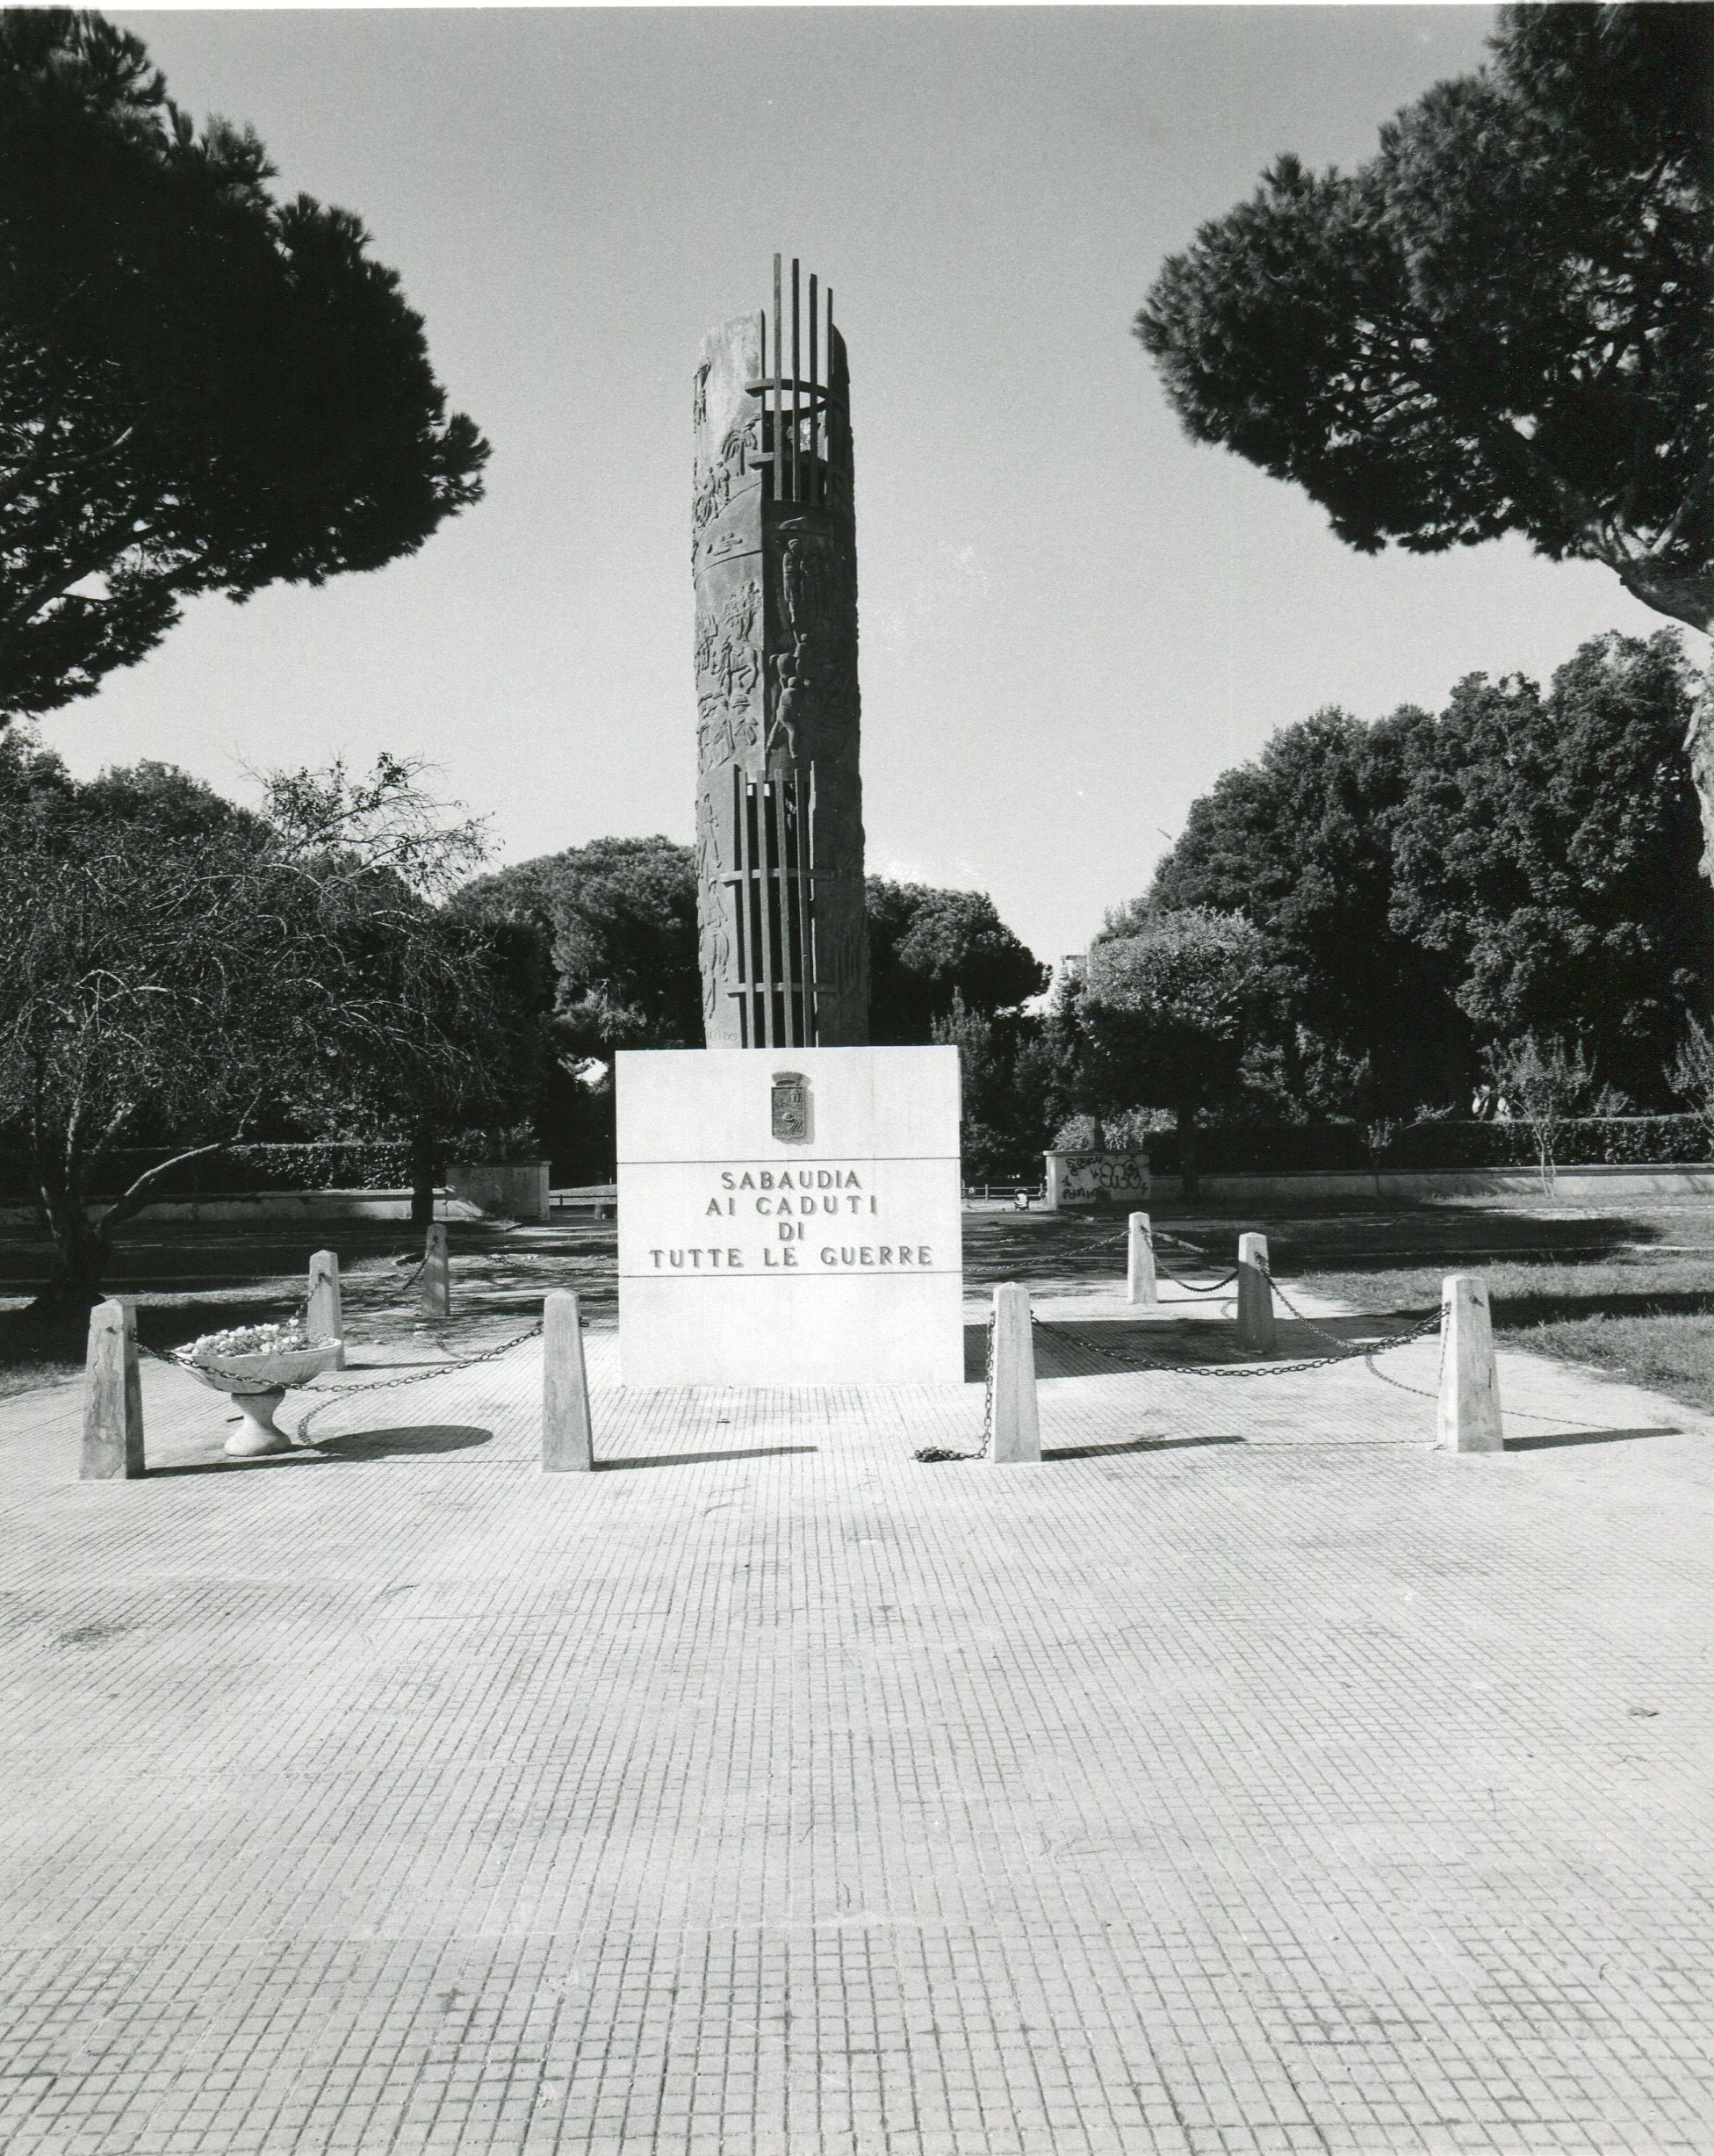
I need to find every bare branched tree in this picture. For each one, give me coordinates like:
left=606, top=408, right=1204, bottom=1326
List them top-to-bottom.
left=0, top=739, right=533, bottom=1312
left=1668, top=1019, right=1714, bottom=1159
left=1482, top=1034, right=1595, bottom=1196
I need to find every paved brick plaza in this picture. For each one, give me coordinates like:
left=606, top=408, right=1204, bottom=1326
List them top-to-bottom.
left=3, top=1274, right=1712, bottom=2154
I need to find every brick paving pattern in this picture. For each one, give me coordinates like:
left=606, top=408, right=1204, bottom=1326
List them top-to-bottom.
left=2, top=1273, right=1711, bottom=2153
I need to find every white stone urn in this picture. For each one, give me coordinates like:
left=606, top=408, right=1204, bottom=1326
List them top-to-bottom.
left=183, top=1343, right=341, bottom=1457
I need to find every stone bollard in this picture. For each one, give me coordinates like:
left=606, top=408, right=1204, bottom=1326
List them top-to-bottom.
left=1127, top=1211, right=1158, bottom=1307
left=419, top=1222, right=451, bottom=1319
left=1235, top=1231, right=1277, bottom=1354
left=307, top=1249, right=346, bottom=1369
left=1437, top=1274, right=1503, bottom=1453
left=990, top=1282, right=1041, bottom=1464
left=542, top=1291, right=594, bottom=1472
left=82, top=1298, right=144, bottom=1480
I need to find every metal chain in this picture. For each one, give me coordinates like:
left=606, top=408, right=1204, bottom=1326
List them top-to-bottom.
left=1134, top=1223, right=1238, bottom=1295
left=1249, top=1250, right=1624, bottom=1431
left=910, top=1251, right=1444, bottom=1466
left=1150, top=1258, right=1241, bottom=1294
left=1259, top=1261, right=1433, bottom=1358
left=137, top=1294, right=314, bottom=1373
left=1033, top=1301, right=1441, bottom=1382
left=914, top=1305, right=995, bottom=1462
left=412, top=1310, right=548, bottom=1365
left=141, top=1311, right=546, bottom=1439
left=289, top=1317, right=545, bottom=1442
left=1361, top=1331, right=1609, bottom=1429
left=1362, top=1354, right=1441, bottom=1402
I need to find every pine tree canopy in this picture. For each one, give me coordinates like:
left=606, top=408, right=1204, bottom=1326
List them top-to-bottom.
left=1137, top=3, right=1714, bottom=638
left=0, top=10, right=489, bottom=720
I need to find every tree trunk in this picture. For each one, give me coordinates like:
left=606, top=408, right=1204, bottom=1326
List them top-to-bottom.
left=1610, top=570, right=1714, bottom=884
left=1691, top=653, right=1714, bottom=889
left=1178, top=1101, right=1200, bottom=1201
left=410, top=1121, right=438, bottom=1229
left=28, top=1136, right=233, bottom=1321
left=31, top=1179, right=113, bottom=1318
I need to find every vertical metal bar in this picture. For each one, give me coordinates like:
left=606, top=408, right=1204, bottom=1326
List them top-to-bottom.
left=772, top=253, right=783, bottom=501
left=790, top=257, right=802, bottom=505
left=808, top=272, right=819, bottom=505
left=826, top=287, right=837, bottom=496
left=753, top=306, right=765, bottom=479
left=803, top=762, right=818, bottom=1041
left=731, top=766, right=748, bottom=1047
left=740, top=768, right=756, bottom=1049
left=793, top=773, right=813, bottom=1042
left=797, top=775, right=811, bottom=1043
left=784, top=780, right=797, bottom=1048
left=781, top=781, right=796, bottom=1047
left=756, top=782, right=778, bottom=1048
left=777, top=782, right=797, bottom=1046
left=750, top=783, right=767, bottom=1045
left=774, top=783, right=789, bottom=1047
left=748, top=786, right=759, bottom=1048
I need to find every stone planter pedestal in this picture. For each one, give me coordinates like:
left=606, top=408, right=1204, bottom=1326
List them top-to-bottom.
left=183, top=1344, right=341, bottom=1457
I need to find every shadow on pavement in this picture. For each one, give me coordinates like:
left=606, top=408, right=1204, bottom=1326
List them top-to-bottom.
left=959, top=1201, right=1673, bottom=1301
left=1265, top=1207, right=1670, bottom=1273
left=1493, top=1287, right=1714, bottom=1323
left=1022, top=1316, right=1419, bottom=1378
left=152, top=1423, right=496, bottom=1474
left=313, top=1423, right=495, bottom=1460
left=1504, top=1425, right=1681, bottom=1451
left=1043, top=1433, right=1244, bottom=1460
left=597, top=1445, right=817, bottom=1470
left=148, top=1451, right=325, bottom=1477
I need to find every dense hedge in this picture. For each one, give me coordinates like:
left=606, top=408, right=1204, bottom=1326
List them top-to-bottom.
left=1143, top=1115, right=1710, bottom=1175
left=4, top=1120, right=1708, bottom=1208
left=0, top=1141, right=413, bottom=1205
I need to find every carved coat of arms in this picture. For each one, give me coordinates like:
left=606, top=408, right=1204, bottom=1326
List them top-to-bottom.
left=771, top=1071, right=810, bottom=1143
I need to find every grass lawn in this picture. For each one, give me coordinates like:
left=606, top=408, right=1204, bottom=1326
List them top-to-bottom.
left=4, top=1201, right=1710, bottom=1417
left=960, top=1202, right=1714, bottom=1413
left=0, top=1218, right=616, bottom=1410
left=1297, top=1244, right=1714, bottom=1416
left=0, top=1341, right=80, bottom=1402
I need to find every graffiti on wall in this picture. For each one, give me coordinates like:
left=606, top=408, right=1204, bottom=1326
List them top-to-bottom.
left=1048, top=1152, right=1150, bottom=1207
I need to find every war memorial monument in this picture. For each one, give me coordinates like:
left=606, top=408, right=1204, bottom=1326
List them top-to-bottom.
left=616, top=261, right=963, bottom=1387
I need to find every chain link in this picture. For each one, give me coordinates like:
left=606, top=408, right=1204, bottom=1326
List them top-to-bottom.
left=1138, top=1225, right=1240, bottom=1295
left=913, top=1241, right=1444, bottom=1461
left=1150, top=1257, right=1241, bottom=1294
left=1259, top=1261, right=1433, bottom=1358
left=140, top=1298, right=547, bottom=1443
left=1034, top=1302, right=1440, bottom=1381
left=914, top=1306, right=995, bottom=1462
left=289, top=1317, right=545, bottom=1443
left=1360, top=1331, right=1606, bottom=1429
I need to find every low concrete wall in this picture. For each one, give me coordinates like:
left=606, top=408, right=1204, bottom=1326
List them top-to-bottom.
left=1041, top=1150, right=1149, bottom=1211
left=6, top=1160, right=1706, bottom=1233
left=448, top=1160, right=550, bottom=1223
left=1149, top=1163, right=1714, bottom=1207
left=551, top=1185, right=616, bottom=1215
left=0, top=1189, right=486, bottom=1229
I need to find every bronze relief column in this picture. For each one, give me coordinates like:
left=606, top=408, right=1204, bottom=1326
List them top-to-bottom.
left=691, top=256, right=869, bottom=1049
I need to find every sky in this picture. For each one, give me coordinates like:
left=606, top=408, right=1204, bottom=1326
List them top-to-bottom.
left=76, top=4, right=1674, bottom=972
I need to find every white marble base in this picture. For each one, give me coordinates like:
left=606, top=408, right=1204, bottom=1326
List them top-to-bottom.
left=617, top=1045, right=963, bottom=1388
left=226, top=1394, right=293, bottom=1456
